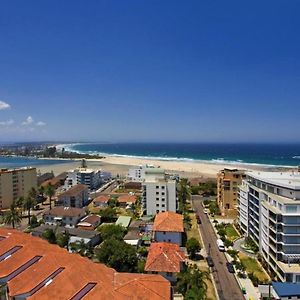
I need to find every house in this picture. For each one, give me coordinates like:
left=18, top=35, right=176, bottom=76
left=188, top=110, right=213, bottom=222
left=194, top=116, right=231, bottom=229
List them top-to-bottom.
left=57, top=184, right=89, bottom=208
left=93, top=195, right=110, bottom=207
left=117, top=195, right=137, bottom=208
left=43, top=206, right=86, bottom=227
left=153, top=211, right=184, bottom=246
left=77, top=214, right=101, bottom=230
left=115, top=216, right=131, bottom=228
left=123, top=220, right=143, bottom=247
left=31, top=224, right=101, bottom=247
left=0, top=228, right=171, bottom=300
left=145, top=242, right=185, bottom=282
left=259, top=282, right=300, bottom=300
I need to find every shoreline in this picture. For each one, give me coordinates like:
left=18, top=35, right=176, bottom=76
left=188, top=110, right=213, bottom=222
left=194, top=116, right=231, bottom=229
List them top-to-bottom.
left=33, top=155, right=295, bottom=179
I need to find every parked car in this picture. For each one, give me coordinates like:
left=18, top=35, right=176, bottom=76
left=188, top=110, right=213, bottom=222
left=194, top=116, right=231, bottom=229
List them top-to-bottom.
left=203, top=208, right=208, bottom=214
left=196, top=215, right=201, bottom=224
left=206, top=256, right=214, bottom=267
left=226, top=262, right=235, bottom=273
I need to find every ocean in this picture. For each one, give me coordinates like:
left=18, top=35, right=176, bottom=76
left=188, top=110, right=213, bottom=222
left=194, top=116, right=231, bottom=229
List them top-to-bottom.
left=62, top=143, right=300, bottom=167
left=0, top=156, right=72, bottom=169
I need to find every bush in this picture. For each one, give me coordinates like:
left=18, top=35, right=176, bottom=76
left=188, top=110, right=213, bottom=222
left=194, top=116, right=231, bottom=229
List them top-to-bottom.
left=186, top=238, right=201, bottom=259
left=224, top=239, right=233, bottom=248
left=227, top=249, right=238, bottom=260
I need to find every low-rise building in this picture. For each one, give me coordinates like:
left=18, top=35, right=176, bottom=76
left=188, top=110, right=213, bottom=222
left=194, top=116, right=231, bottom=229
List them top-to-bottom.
left=217, top=168, right=245, bottom=216
left=57, top=184, right=89, bottom=208
left=92, top=195, right=110, bottom=207
left=117, top=195, right=137, bottom=207
left=43, top=206, right=86, bottom=227
left=153, top=211, right=184, bottom=246
left=77, top=214, right=101, bottom=230
left=115, top=216, right=131, bottom=228
left=31, top=224, right=101, bottom=247
left=0, top=228, right=171, bottom=299
left=145, top=242, right=185, bottom=282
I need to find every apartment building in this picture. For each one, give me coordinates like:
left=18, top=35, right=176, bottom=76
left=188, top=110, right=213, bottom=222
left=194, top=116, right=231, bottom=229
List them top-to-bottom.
left=127, top=164, right=155, bottom=182
left=0, top=167, right=37, bottom=209
left=64, top=168, right=111, bottom=191
left=142, top=168, right=177, bottom=216
left=217, top=168, right=245, bottom=216
left=238, top=171, right=300, bottom=283
left=57, top=184, right=89, bottom=208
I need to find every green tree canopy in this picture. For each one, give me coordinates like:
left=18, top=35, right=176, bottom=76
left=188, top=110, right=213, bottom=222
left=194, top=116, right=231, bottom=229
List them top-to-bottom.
left=4, top=202, right=22, bottom=229
left=98, top=207, right=117, bottom=222
left=98, top=224, right=126, bottom=241
left=42, top=228, right=56, bottom=244
left=56, top=232, right=70, bottom=248
left=95, top=238, right=138, bottom=273
left=186, top=238, right=201, bottom=259
left=177, top=265, right=208, bottom=300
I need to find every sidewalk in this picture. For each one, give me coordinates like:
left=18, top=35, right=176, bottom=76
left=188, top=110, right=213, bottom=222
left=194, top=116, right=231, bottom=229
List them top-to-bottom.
left=237, top=277, right=260, bottom=300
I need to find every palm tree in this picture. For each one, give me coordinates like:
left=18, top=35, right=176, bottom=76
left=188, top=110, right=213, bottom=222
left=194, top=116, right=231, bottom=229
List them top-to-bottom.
left=45, top=184, right=55, bottom=210
left=38, top=185, right=46, bottom=204
left=15, top=196, right=25, bottom=217
left=23, top=196, right=35, bottom=225
left=4, top=202, right=22, bottom=229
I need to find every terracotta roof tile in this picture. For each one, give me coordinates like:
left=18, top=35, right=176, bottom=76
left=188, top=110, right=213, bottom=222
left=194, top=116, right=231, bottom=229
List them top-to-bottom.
left=59, top=184, right=88, bottom=197
left=93, top=195, right=110, bottom=203
left=117, top=195, right=137, bottom=203
left=153, top=212, right=184, bottom=233
left=0, top=229, right=170, bottom=300
left=145, top=242, right=185, bottom=273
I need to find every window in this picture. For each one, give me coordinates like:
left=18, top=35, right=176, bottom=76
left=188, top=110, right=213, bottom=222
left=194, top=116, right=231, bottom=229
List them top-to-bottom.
left=156, top=186, right=159, bottom=189
left=161, top=186, right=165, bottom=189
left=156, top=192, right=159, bottom=195
left=161, top=192, right=165, bottom=196
left=156, top=198, right=159, bottom=201
left=161, top=198, right=165, bottom=202
left=156, top=204, right=159, bottom=207
left=162, top=204, right=165, bottom=208
left=166, top=272, right=172, bottom=276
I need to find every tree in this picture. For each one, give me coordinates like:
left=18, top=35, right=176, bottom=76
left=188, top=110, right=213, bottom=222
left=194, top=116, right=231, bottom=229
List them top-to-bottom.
left=45, top=184, right=55, bottom=210
left=38, top=185, right=46, bottom=204
left=23, top=195, right=35, bottom=225
left=15, top=196, right=24, bottom=217
left=4, top=202, right=22, bottom=229
left=98, top=207, right=117, bottom=222
left=30, top=215, right=39, bottom=228
left=98, top=224, right=126, bottom=241
left=42, top=228, right=56, bottom=244
left=56, top=232, right=70, bottom=249
left=95, top=238, right=138, bottom=272
left=186, top=238, right=201, bottom=259
left=69, top=239, right=92, bottom=257
left=177, top=265, right=208, bottom=300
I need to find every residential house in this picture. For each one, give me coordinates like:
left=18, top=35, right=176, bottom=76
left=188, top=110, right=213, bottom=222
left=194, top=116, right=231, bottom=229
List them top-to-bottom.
left=57, top=184, right=89, bottom=208
left=93, top=195, right=110, bottom=207
left=117, top=195, right=137, bottom=208
left=43, top=206, right=86, bottom=227
left=153, top=211, right=184, bottom=246
left=77, top=215, right=101, bottom=230
left=0, top=228, right=171, bottom=299
left=145, top=242, right=185, bottom=283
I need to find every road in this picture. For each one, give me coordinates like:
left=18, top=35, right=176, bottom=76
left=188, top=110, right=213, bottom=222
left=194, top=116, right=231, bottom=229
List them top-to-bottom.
left=192, top=195, right=244, bottom=300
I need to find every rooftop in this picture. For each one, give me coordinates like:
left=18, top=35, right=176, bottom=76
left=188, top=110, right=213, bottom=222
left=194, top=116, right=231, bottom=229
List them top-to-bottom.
left=0, top=167, right=36, bottom=174
left=246, top=171, right=300, bottom=190
left=59, top=184, right=88, bottom=197
left=93, top=195, right=110, bottom=203
left=117, top=195, right=137, bottom=203
left=44, top=206, right=85, bottom=217
left=153, top=211, right=184, bottom=233
left=77, top=215, right=101, bottom=228
left=116, top=216, right=132, bottom=228
left=0, top=228, right=170, bottom=300
left=145, top=242, right=185, bottom=273
left=272, top=281, right=300, bottom=297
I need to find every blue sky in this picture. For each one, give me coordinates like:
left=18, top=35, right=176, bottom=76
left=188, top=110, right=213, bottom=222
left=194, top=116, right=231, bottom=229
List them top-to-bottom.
left=0, top=1, right=300, bottom=143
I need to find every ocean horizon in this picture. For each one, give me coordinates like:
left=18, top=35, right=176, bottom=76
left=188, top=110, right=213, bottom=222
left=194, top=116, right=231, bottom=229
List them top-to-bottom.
left=58, top=142, right=300, bottom=168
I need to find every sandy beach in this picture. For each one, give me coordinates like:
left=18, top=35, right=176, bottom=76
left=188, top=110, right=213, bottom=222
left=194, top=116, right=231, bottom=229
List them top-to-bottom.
left=35, top=155, right=288, bottom=179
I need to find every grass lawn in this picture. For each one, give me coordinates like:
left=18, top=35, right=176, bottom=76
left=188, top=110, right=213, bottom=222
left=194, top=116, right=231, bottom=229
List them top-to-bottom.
left=186, top=212, right=202, bottom=247
left=225, top=224, right=240, bottom=241
left=239, top=253, right=270, bottom=283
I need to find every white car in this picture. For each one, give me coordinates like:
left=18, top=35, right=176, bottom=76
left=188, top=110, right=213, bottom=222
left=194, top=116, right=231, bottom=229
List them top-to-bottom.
left=203, top=208, right=208, bottom=214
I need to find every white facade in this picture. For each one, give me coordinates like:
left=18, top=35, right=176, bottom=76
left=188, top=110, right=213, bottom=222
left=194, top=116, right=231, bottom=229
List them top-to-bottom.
left=127, top=164, right=156, bottom=182
left=64, top=168, right=111, bottom=191
left=142, top=168, right=177, bottom=215
left=238, top=171, right=300, bottom=283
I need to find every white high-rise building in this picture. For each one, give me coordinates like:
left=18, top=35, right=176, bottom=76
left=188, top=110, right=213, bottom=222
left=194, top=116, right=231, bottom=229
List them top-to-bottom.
left=127, top=164, right=155, bottom=182
left=142, top=167, right=177, bottom=216
left=64, top=168, right=111, bottom=191
left=238, top=171, right=300, bottom=283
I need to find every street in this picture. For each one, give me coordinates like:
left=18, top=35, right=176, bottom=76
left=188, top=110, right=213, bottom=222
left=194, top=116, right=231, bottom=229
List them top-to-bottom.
left=192, top=195, right=244, bottom=300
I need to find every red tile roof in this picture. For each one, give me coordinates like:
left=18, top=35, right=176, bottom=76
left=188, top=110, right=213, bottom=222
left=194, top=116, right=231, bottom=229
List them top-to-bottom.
left=59, top=184, right=88, bottom=197
left=93, top=195, right=110, bottom=203
left=117, top=195, right=137, bottom=204
left=153, top=212, right=184, bottom=233
left=77, top=215, right=101, bottom=230
left=0, top=228, right=170, bottom=300
left=145, top=242, right=185, bottom=273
